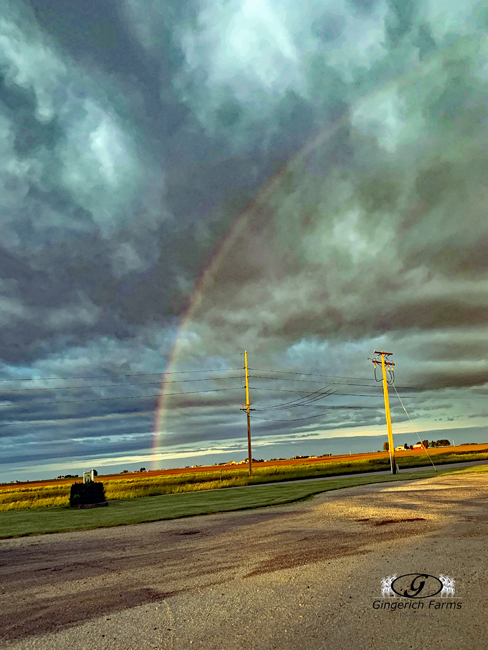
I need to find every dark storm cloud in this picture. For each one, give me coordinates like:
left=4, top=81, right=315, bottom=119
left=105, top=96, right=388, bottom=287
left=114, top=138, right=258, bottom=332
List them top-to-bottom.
left=0, top=0, right=326, bottom=364
left=2, top=0, right=488, bottom=479
left=28, top=0, right=199, bottom=147
left=184, top=29, right=488, bottom=375
left=408, top=368, right=488, bottom=390
left=2, top=434, right=153, bottom=465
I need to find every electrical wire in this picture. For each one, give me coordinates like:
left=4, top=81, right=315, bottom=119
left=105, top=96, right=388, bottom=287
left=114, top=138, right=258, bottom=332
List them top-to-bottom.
left=374, top=365, right=382, bottom=383
left=0, top=368, right=244, bottom=382
left=249, top=368, right=377, bottom=381
left=249, top=375, right=405, bottom=389
left=0, top=376, right=244, bottom=393
left=0, top=376, right=421, bottom=395
left=0, top=380, right=418, bottom=410
left=391, top=381, right=437, bottom=471
left=251, top=384, right=336, bottom=410
left=3, top=385, right=422, bottom=409
left=249, top=386, right=419, bottom=399
left=1, top=387, right=243, bottom=408
left=0, top=399, right=242, bottom=427
left=252, top=406, right=376, bottom=423
left=0, top=412, right=154, bottom=427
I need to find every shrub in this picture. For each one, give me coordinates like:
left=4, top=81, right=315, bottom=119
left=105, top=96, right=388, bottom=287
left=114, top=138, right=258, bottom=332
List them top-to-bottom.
left=69, top=482, right=106, bottom=507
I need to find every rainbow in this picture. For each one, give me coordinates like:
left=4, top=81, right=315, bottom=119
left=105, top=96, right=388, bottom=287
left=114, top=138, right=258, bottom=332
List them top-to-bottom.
left=150, top=35, right=478, bottom=468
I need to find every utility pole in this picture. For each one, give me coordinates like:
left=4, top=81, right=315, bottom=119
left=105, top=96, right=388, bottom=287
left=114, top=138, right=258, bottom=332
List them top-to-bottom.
left=242, top=351, right=253, bottom=476
left=371, top=351, right=397, bottom=475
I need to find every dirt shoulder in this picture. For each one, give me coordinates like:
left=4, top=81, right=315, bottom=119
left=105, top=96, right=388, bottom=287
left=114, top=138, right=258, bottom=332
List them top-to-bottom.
left=1, top=472, right=487, bottom=650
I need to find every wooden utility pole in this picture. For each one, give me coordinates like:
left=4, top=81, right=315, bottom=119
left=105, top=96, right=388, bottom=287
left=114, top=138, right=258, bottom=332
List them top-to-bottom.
left=243, top=351, right=253, bottom=476
left=371, top=351, right=397, bottom=474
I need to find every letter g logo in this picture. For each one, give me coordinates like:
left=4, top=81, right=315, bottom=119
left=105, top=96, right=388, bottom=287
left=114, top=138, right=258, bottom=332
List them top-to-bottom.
left=391, top=574, right=443, bottom=598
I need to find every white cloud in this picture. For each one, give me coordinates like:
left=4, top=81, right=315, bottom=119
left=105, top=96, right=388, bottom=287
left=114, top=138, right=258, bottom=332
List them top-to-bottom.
left=182, top=0, right=298, bottom=91
left=421, top=0, right=479, bottom=41
left=0, top=1, right=168, bottom=244
left=0, top=2, right=67, bottom=121
left=351, top=85, right=416, bottom=153
left=57, top=99, right=142, bottom=235
left=111, top=242, right=147, bottom=277
left=44, top=295, right=100, bottom=330
left=0, top=296, right=31, bottom=326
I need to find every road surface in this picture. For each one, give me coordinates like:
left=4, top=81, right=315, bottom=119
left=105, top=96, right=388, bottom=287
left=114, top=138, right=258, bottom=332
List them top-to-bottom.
left=1, top=471, right=487, bottom=649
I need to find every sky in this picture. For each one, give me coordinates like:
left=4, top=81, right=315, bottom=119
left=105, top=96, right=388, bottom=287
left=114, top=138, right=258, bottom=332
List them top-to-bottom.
left=2, top=0, right=488, bottom=482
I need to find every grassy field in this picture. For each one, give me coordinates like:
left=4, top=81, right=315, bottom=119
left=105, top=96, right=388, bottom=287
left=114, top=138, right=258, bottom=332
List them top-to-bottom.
left=1, top=449, right=487, bottom=513
left=1, top=465, right=487, bottom=539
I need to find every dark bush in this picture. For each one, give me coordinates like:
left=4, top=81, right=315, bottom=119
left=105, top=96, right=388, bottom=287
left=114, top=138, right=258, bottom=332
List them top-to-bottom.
left=70, top=482, right=106, bottom=507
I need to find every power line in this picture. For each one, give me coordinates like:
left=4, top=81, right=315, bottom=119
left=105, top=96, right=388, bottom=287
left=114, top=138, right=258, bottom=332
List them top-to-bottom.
left=0, top=368, right=244, bottom=383
left=249, top=368, right=376, bottom=380
left=250, top=368, right=432, bottom=391
left=0, top=374, right=420, bottom=394
left=250, top=375, right=389, bottom=388
left=0, top=376, right=244, bottom=393
left=0, top=376, right=426, bottom=395
left=254, top=378, right=421, bottom=391
left=391, top=380, right=437, bottom=471
left=251, top=381, right=403, bottom=412
left=2, top=385, right=424, bottom=409
left=252, top=385, right=335, bottom=411
left=249, top=386, right=419, bottom=398
left=1, top=387, right=243, bottom=408
left=262, top=390, right=339, bottom=410
left=0, top=399, right=243, bottom=427
left=253, top=404, right=379, bottom=423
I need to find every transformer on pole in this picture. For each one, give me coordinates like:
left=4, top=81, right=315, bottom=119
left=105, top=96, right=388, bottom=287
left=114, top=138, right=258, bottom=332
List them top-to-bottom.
left=242, top=351, right=253, bottom=477
left=371, top=351, right=397, bottom=475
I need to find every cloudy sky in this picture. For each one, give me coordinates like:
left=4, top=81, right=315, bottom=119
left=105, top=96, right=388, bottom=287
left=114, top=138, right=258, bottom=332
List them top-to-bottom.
left=2, top=0, right=488, bottom=482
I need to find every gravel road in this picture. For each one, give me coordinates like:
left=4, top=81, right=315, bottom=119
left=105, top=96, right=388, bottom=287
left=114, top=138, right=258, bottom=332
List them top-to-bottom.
left=1, top=472, right=487, bottom=650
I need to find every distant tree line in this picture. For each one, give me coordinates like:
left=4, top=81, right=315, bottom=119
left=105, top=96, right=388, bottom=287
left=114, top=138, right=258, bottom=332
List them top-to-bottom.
left=383, top=439, right=451, bottom=452
left=426, top=439, right=451, bottom=448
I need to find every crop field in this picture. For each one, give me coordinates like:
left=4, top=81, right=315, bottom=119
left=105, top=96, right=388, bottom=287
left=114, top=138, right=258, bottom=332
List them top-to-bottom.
left=1, top=446, right=487, bottom=513
left=1, top=464, right=487, bottom=539
left=0, top=467, right=462, bottom=539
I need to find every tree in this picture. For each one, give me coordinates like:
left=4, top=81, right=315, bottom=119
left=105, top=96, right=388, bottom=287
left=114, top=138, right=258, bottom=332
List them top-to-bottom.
left=430, top=439, right=449, bottom=448
left=437, top=439, right=451, bottom=447
left=422, top=440, right=429, bottom=449
left=383, top=442, right=389, bottom=452
left=139, top=467, right=146, bottom=472
left=93, top=469, right=98, bottom=476
left=70, top=482, right=106, bottom=507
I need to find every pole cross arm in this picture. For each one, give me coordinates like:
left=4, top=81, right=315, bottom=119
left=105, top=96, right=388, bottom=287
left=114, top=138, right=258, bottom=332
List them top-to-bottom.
left=372, top=349, right=397, bottom=475
left=370, top=358, right=395, bottom=367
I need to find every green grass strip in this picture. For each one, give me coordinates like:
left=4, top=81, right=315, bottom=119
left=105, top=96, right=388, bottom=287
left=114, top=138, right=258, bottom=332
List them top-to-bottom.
left=4, top=450, right=487, bottom=513
left=0, top=465, right=477, bottom=539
